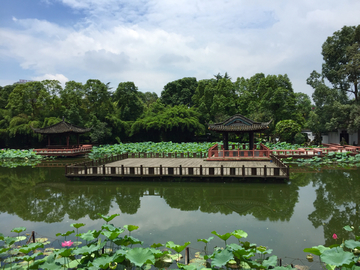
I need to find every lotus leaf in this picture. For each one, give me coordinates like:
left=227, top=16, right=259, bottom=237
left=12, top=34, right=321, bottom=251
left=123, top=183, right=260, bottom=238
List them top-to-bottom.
left=97, top=213, right=120, bottom=223
left=70, top=223, right=86, bottom=229
left=123, top=224, right=139, bottom=232
left=11, top=227, right=26, bottom=234
left=231, top=229, right=248, bottom=239
left=55, top=230, right=74, bottom=237
left=197, top=236, right=214, bottom=243
left=344, top=240, right=360, bottom=249
left=166, top=241, right=191, bottom=253
left=303, top=245, right=330, bottom=256
left=125, top=247, right=155, bottom=267
left=320, top=248, right=354, bottom=267
left=211, top=249, right=233, bottom=268
left=262, top=255, right=278, bottom=268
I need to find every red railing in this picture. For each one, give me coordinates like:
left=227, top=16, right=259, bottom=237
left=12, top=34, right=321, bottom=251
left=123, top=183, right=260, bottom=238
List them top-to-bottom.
left=208, top=143, right=270, bottom=159
left=33, top=144, right=93, bottom=154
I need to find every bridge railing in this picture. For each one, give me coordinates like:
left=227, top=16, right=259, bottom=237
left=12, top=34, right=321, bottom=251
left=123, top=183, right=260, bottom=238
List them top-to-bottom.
left=208, top=143, right=270, bottom=159
left=66, top=164, right=288, bottom=178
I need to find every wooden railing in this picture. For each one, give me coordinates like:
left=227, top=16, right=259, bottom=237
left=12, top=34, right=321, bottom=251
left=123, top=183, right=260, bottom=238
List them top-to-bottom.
left=208, top=143, right=270, bottom=159
left=34, top=145, right=93, bottom=154
left=65, top=150, right=289, bottom=179
left=270, top=155, right=289, bottom=176
left=66, top=164, right=288, bottom=178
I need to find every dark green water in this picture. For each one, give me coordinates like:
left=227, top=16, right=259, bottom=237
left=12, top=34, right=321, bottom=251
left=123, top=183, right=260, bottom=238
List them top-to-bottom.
left=1, top=164, right=359, bottom=266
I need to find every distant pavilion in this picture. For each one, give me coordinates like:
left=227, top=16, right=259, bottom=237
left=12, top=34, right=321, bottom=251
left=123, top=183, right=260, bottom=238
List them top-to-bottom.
left=208, top=114, right=271, bottom=150
left=32, top=119, right=92, bottom=156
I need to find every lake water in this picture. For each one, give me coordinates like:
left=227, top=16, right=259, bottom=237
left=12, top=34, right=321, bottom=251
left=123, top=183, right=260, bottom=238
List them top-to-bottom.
left=1, top=163, right=359, bottom=267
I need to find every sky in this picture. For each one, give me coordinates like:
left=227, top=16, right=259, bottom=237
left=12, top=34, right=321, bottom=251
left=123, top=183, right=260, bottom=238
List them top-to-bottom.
left=0, top=0, right=359, bottom=97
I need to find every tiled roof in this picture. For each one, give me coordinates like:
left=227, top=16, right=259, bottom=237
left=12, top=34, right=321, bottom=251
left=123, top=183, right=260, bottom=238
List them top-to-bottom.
left=208, top=114, right=271, bottom=132
left=32, top=121, right=92, bottom=134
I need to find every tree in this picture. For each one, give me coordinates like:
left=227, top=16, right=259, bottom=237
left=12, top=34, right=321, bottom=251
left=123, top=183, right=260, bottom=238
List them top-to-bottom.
left=321, top=25, right=360, bottom=100
left=306, top=70, right=352, bottom=141
left=235, top=73, right=302, bottom=130
left=161, top=77, right=197, bottom=107
left=192, top=78, right=237, bottom=123
left=83, top=79, right=113, bottom=122
left=7, top=81, right=51, bottom=119
left=60, top=81, right=86, bottom=125
left=113, top=82, right=144, bottom=121
left=138, top=92, right=158, bottom=108
left=294, top=92, right=312, bottom=122
left=131, top=102, right=204, bottom=141
left=275, top=120, right=301, bottom=143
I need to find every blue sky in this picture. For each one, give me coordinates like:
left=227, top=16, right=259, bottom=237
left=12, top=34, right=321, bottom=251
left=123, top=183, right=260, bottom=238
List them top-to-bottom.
left=1, top=0, right=360, bottom=97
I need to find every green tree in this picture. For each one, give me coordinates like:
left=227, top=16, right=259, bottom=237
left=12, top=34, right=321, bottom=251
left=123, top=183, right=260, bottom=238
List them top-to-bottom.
left=321, top=25, right=360, bottom=100
left=306, top=70, right=351, bottom=141
left=235, top=73, right=302, bottom=131
left=161, top=77, right=197, bottom=107
left=192, top=78, right=237, bottom=123
left=83, top=79, right=113, bottom=122
left=7, top=81, right=51, bottom=119
left=60, top=81, right=86, bottom=125
left=114, top=82, right=144, bottom=121
left=138, top=91, right=158, bottom=108
left=294, top=92, right=312, bottom=122
left=131, top=102, right=204, bottom=141
left=275, top=120, right=301, bottom=143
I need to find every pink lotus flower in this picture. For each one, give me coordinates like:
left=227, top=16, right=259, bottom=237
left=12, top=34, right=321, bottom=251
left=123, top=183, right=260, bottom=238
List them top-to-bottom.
left=332, top=234, right=338, bottom=240
left=61, top=240, right=73, bottom=247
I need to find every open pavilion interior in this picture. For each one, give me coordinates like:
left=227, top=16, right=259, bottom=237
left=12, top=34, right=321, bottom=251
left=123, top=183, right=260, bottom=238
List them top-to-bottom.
left=208, top=114, right=271, bottom=150
left=32, top=119, right=92, bottom=149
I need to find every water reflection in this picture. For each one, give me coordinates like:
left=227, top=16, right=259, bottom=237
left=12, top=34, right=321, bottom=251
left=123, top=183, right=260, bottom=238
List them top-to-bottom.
left=2, top=165, right=360, bottom=249
left=0, top=167, right=300, bottom=223
left=306, top=169, right=360, bottom=246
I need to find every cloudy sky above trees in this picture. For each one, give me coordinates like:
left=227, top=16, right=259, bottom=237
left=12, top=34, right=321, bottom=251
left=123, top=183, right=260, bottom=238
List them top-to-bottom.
left=0, top=0, right=359, bottom=96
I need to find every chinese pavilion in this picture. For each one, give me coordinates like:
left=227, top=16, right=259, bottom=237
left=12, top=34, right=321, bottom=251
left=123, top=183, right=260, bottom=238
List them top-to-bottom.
left=208, top=114, right=271, bottom=150
left=32, top=119, right=92, bottom=156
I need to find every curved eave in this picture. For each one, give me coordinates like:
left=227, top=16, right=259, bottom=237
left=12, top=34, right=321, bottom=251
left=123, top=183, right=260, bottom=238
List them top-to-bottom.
left=31, top=121, right=92, bottom=134
left=208, top=125, right=270, bottom=132
left=32, top=128, right=91, bottom=134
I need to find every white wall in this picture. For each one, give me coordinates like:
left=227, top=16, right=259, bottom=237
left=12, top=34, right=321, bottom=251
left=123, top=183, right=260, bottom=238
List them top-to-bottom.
left=326, top=130, right=358, bottom=145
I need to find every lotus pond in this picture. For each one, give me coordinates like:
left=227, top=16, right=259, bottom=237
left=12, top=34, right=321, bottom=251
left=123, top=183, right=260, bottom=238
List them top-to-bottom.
left=1, top=161, right=360, bottom=269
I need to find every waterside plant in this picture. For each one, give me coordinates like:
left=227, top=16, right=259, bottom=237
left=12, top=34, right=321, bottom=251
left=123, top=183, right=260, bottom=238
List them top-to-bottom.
left=0, top=149, right=47, bottom=168
left=283, top=152, right=360, bottom=168
left=0, top=213, right=279, bottom=270
left=1, top=215, right=360, bottom=269
left=304, top=225, right=360, bottom=270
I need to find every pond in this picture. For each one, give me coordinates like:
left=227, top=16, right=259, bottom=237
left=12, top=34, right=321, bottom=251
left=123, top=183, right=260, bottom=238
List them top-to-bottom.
left=0, top=162, right=359, bottom=268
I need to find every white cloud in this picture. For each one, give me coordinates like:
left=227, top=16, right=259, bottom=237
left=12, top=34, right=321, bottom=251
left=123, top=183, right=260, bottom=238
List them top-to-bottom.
left=1, top=0, right=360, bottom=96
left=32, top=73, right=69, bottom=86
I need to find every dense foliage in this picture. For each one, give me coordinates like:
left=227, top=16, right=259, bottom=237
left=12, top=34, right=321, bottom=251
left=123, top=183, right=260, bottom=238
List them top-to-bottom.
left=307, top=24, right=360, bottom=141
left=0, top=72, right=311, bottom=149
left=89, top=142, right=215, bottom=160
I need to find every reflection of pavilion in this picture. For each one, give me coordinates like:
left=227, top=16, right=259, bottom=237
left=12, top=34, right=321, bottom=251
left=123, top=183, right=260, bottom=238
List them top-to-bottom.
left=32, top=119, right=92, bottom=156
left=209, top=186, right=274, bottom=214
left=211, top=198, right=273, bottom=215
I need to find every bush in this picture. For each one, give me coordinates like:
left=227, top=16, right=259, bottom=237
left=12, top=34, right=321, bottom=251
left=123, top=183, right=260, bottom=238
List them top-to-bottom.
left=294, top=133, right=306, bottom=144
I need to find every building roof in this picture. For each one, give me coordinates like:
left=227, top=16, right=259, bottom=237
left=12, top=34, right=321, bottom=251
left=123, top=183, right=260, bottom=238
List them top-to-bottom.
left=208, top=114, right=271, bottom=132
left=32, top=120, right=92, bottom=134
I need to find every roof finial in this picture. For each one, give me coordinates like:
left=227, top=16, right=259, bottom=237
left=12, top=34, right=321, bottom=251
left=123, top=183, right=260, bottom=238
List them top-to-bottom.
left=62, top=116, right=65, bottom=121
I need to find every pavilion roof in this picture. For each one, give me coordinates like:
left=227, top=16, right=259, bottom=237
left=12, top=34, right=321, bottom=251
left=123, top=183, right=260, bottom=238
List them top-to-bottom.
left=208, top=114, right=271, bottom=132
left=32, top=120, right=92, bottom=134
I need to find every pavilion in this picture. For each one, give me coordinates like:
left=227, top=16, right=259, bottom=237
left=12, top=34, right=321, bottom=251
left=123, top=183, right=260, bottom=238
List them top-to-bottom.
left=208, top=114, right=271, bottom=150
left=32, top=119, right=92, bottom=156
